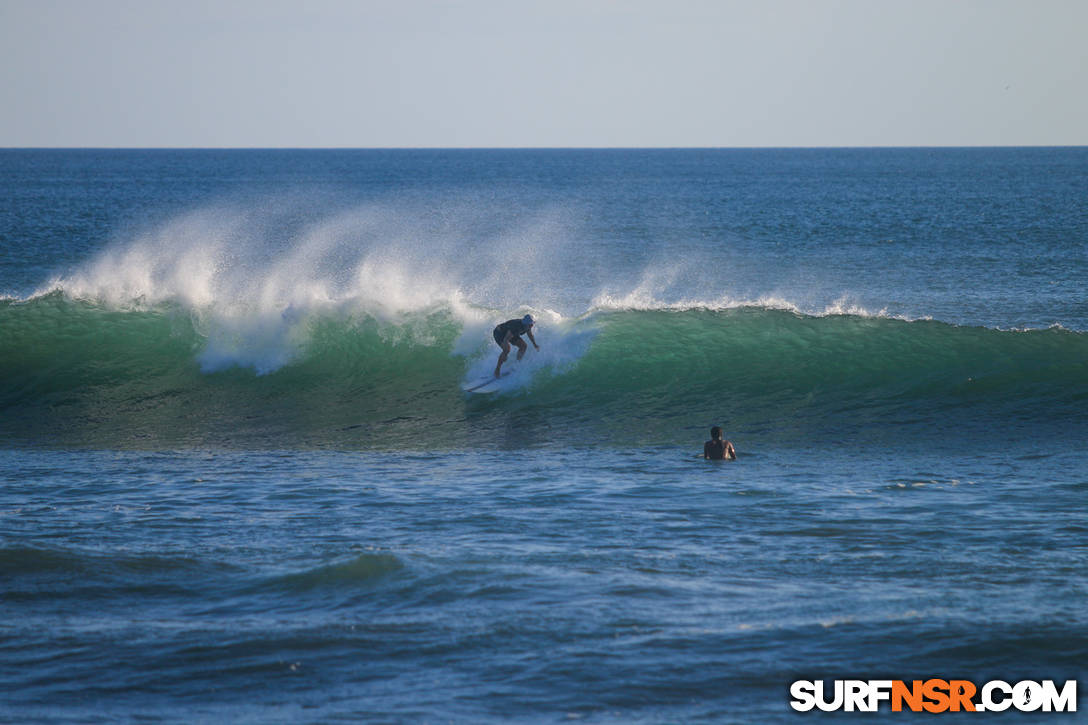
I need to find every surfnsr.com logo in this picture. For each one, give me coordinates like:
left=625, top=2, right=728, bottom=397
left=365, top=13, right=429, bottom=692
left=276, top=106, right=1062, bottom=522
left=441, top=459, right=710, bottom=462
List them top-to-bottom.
left=790, top=679, right=1078, bottom=713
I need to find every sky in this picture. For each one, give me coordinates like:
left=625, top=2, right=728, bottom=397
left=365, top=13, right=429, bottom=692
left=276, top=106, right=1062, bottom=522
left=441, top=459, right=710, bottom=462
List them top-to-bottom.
left=1, top=0, right=1086, bottom=148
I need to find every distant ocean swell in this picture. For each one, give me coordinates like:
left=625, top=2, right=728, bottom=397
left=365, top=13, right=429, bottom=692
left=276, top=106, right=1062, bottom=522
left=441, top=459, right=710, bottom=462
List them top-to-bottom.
left=2, top=293, right=1085, bottom=449
left=0, top=545, right=404, bottom=602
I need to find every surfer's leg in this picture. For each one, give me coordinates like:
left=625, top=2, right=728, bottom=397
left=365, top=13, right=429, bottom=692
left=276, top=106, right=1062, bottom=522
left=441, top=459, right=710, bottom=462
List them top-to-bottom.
left=513, top=338, right=528, bottom=361
left=494, top=341, right=511, bottom=377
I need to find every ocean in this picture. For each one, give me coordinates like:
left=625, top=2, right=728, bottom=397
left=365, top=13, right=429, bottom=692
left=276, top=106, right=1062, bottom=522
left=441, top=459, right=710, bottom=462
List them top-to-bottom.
left=1, top=148, right=1086, bottom=722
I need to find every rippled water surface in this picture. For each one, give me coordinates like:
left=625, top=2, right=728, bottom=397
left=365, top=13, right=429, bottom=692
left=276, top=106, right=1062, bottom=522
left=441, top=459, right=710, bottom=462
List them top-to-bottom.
left=2, top=149, right=1086, bottom=721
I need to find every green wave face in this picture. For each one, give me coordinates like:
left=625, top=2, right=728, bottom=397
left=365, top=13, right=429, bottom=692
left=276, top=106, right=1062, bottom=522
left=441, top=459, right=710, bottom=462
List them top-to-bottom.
left=2, top=296, right=1086, bottom=450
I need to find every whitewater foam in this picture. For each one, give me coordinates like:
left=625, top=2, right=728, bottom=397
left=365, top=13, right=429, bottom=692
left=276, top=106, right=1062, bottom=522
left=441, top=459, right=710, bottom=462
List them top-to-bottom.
left=35, top=199, right=591, bottom=374
left=589, top=287, right=932, bottom=323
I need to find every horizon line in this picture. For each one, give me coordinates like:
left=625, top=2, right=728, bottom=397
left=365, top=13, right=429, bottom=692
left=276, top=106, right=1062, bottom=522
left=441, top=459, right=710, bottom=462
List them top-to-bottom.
left=2, top=144, right=1086, bottom=151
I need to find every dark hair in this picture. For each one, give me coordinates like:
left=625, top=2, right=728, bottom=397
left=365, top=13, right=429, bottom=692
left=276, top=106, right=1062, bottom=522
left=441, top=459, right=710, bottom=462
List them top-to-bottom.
left=710, top=426, right=722, bottom=440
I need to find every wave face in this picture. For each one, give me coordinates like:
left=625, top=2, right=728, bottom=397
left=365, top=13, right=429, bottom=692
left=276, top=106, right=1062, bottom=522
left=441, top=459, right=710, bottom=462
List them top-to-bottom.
left=3, top=292, right=1086, bottom=450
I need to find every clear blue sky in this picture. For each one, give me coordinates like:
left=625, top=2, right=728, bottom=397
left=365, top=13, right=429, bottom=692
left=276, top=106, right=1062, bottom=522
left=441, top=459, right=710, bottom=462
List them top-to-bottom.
left=2, top=0, right=1086, bottom=147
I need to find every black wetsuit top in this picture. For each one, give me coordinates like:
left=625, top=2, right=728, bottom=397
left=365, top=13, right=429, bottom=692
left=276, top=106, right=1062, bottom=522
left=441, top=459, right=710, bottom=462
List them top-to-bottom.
left=493, top=319, right=530, bottom=346
left=704, top=439, right=729, bottom=460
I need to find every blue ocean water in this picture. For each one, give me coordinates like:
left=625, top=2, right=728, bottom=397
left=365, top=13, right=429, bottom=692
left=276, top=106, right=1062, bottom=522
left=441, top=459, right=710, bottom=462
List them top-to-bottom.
left=1, top=148, right=1086, bottom=722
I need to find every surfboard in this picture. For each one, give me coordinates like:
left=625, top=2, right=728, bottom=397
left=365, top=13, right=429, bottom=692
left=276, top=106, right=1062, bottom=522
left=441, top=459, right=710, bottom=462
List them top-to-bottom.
left=461, top=370, right=512, bottom=394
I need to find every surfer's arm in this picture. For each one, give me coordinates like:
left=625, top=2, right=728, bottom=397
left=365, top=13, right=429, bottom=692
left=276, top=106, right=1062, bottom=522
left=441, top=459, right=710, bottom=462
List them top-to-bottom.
left=527, top=329, right=539, bottom=350
left=725, top=442, right=736, bottom=461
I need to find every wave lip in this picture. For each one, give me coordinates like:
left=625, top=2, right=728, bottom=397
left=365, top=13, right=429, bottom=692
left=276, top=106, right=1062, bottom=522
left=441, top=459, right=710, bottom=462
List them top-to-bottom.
left=265, top=553, right=404, bottom=592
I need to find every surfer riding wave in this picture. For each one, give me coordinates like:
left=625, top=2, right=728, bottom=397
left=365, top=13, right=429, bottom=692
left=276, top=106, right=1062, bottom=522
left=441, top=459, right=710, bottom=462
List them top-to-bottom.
left=493, top=314, right=539, bottom=377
